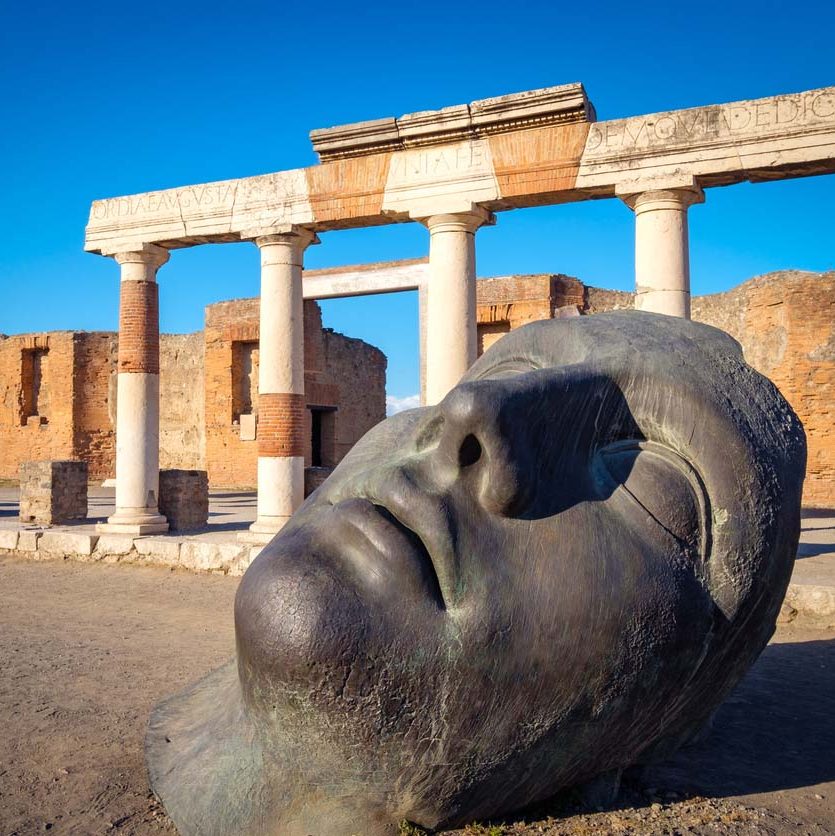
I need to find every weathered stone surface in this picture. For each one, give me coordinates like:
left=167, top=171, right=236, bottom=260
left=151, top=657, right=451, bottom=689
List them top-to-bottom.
left=147, top=312, right=805, bottom=836
left=19, top=460, right=87, bottom=526
left=159, top=470, right=209, bottom=532
left=0, top=530, right=19, bottom=550
left=17, top=531, right=41, bottom=552
left=38, top=531, right=98, bottom=557
left=94, top=534, right=136, bottom=557
left=134, top=537, right=182, bottom=564
left=179, top=541, right=246, bottom=573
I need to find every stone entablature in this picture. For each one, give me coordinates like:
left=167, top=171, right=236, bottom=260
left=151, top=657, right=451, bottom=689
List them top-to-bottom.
left=309, top=83, right=594, bottom=161
left=84, top=84, right=835, bottom=253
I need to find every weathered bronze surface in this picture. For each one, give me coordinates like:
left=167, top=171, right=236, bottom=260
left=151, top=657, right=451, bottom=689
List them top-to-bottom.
left=147, top=312, right=806, bottom=835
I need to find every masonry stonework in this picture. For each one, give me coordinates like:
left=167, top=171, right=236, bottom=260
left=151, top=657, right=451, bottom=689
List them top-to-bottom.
left=204, top=297, right=385, bottom=488
left=19, top=460, right=88, bottom=525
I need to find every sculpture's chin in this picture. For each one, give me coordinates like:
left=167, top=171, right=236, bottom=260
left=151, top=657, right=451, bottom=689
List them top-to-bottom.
left=234, top=529, right=373, bottom=699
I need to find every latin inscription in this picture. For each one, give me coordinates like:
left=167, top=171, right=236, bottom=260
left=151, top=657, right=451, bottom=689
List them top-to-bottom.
left=585, top=90, right=835, bottom=155
left=387, top=142, right=488, bottom=184
left=91, top=183, right=238, bottom=222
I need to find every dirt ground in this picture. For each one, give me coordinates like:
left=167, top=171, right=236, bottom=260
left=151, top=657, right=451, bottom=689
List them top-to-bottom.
left=1, top=555, right=834, bottom=836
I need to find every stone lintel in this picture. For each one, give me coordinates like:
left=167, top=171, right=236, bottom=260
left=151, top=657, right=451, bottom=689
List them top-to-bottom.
left=310, top=82, right=594, bottom=162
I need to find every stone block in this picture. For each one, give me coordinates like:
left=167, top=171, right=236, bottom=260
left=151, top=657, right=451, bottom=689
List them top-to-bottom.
left=239, top=413, right=256, bottom=442
left=19, top=460, right=88, bottom=526
left=159, top=469, right=209, bottom=532
left=0, top=530, right=19, bottom=550
left=17, top=531, right=41, bottom=551
left=38, top=531, right=98, bottom=557
left=94, top=534, right=136, bottom=557
left=134, top=537, right=182, bottom=566
left=180, top=541, right=246, bottom=573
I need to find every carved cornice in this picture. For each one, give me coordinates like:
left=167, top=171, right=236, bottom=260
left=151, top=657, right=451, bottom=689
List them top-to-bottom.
left=310, top=83, right=595, bottom=162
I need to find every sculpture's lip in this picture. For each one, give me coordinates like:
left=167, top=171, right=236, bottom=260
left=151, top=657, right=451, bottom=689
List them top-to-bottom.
left=324, top=476, right=457, bottom=608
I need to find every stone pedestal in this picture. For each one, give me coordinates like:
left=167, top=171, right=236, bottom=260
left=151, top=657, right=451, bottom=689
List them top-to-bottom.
left=619, top=180, right=704, bottom=319
left=420, top=208, right=494, bottom=405
left=240, top=228, right=319, bottom=545
left=99, top=244, right=170, bottom=534
left=19, top=460, right=88, bottom=526
left=159, top=470, right=209, bottom=531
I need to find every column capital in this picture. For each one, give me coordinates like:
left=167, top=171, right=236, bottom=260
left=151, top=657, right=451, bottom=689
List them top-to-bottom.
left=616, top=175, right=705, bottom=211
left=417, top=207, right=496, bottom=234
left=240, top=225, right=320, bottom=250
left=109, top=243, right=170, bottom=269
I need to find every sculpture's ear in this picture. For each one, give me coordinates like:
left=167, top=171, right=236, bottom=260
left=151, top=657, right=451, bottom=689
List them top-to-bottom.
left=594, top=440, right=706, bottom=558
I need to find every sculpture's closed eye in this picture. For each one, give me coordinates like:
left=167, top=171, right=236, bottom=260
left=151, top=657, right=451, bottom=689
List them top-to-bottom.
left=594, top=440, right=706, bottom=555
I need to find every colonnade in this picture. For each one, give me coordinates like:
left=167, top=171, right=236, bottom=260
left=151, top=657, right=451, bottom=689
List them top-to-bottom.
left=98, top=188, right=702, bottom=538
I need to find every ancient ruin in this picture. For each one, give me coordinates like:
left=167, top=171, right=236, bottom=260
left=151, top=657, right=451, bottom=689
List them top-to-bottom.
left=81, top=81, right=835, bottom=541
left=2, top=270, right=831, bottom=510
left=147, top=312, right=806, bottom=835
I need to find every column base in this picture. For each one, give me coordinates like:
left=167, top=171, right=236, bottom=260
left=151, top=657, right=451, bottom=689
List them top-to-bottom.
left=97, top=510, right=169, bottom=536
left=237, top=517, right=291, bottom=545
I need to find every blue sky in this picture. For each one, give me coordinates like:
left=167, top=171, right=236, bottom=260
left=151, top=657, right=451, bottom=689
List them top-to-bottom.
left=0, top=0, right=832, bottom=400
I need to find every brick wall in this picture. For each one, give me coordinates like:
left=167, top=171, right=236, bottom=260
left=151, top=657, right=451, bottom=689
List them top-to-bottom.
left=475, top=274, right=585, bottom=356
left=204, top=297, right=386, bottom=487
left=0, top=333, right=76, bottom=480
left=72, top=333, right=118, bottom=481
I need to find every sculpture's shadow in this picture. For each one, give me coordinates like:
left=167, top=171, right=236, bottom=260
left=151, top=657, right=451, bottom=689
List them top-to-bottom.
left=637, top=636, right=835, bottom=798
left=497, top=637, right=835, bottom=826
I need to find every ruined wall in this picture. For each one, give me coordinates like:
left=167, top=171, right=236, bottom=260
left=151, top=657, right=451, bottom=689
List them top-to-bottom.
left=691, top=271, right=835, bottom=508
left=475, top=274, right=585, bottom=355
left=204, top=297, right=386, bottom=487
left=204, top=298, right=260, bottom=487
left=321, top=327, right=387, bottom=463
left=0, top=333, right=76, bottom=480
left=72, top=333, right=117, bottom=481
left=159, top=333, right=205, bottom=471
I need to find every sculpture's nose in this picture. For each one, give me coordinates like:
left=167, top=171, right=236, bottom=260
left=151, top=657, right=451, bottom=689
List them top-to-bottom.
left=420, top=381, right=533, bottom=517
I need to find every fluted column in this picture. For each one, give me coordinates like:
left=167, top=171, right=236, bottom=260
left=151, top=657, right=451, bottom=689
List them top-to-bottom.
left=620, top=183, right=704, bottom=318
left=420, top=208, right=494, bottom=405
left=243, top=228, right=318, bottom=544
left=99, top=243, right=169, bottom=534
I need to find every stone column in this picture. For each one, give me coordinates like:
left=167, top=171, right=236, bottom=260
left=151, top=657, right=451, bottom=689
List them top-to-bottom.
left=619, top=183, right=704, bottom=319
left=420, top=208, right=494, bottom=405
left=243, top=228, right=319, bottom=544
left=99, top=244, right=169, bottom=534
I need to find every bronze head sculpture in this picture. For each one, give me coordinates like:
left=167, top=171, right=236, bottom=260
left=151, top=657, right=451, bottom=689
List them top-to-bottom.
left=147, top=311, right=805, bottom=835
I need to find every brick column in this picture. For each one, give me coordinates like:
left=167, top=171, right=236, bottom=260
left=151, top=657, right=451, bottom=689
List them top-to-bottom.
left=619, top=181, right=704, bottom=319
left=420, top=208, right=494, bottom=405
left=242, top=228, right=318, bottom=544
left=98, top=244, right=169, bottom=534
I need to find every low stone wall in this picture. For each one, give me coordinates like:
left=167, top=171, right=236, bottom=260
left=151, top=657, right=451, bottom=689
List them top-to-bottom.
left=0, top=530, right=262, bottom=576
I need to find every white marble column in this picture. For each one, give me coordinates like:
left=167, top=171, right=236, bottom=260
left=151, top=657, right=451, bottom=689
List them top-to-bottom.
left=620, top=184, right=704, bottom=319
left=420, top=209, right=494, bottom=405
left=242, top=228, right=318, bottom=544
left=99, top=244, right=169, bottom=534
